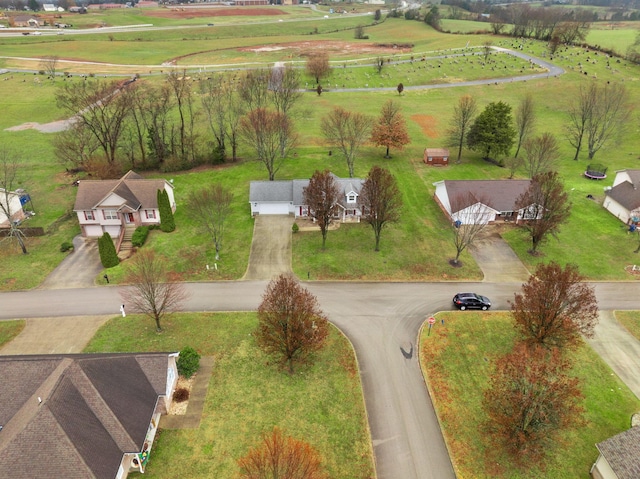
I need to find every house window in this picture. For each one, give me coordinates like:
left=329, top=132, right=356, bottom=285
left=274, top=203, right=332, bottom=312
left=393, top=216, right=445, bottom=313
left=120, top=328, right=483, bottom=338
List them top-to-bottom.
left=347, top=194, right=356, bottom=203
left=103, top=209, right=118, bottom=220
left=145, top=210, right=156, bottom=219
left=84, top=211, right=94, bottom=221
left=500, top=211, right=513, bottom=217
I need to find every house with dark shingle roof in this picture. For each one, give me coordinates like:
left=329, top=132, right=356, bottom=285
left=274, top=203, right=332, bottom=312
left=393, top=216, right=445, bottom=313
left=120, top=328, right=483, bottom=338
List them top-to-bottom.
left=603, top=169, right=640, bottom=225
left=73, top=170, right=175, bottom=239
left=249, top=173, right=364, bottom=221
left=433, top=179, right=535, bottom=224
left=0, top=353, right=178, bottom=479
left=591, top=426, right=640, bottom=479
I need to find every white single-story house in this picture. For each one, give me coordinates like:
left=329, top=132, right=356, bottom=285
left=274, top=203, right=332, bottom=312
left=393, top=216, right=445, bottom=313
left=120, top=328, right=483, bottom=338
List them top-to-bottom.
left=603, top=169, right=640, bottom=225
left=73, top=170, right=175, bottom=240
left=249, top=174, right=364, bottom=221
left=433, top=179, right=534, bottom=225
left=0, top=188, right=28, bottom=227
left=0, top=352, right=179, bottom=479
left=591, top=426, right=640, bottom=479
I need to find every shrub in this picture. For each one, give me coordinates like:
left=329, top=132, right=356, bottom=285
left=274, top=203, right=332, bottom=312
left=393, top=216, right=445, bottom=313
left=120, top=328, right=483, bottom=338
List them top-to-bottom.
left=157, top=188, right=175, bottom=232
left=292, top=222, right=299, bottom=233
left=131, top=226, right=150, bottom=247
left=98, top=232, right=119, bottom=268
left=60, top=241, right=73, bottom=252
left=177, top=346, right=201, bottom=379
left=173, top=387, right=190, bottom=402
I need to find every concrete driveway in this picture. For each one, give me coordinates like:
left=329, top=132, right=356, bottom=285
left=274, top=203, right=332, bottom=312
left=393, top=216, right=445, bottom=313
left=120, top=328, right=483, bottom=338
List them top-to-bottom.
left=243, top=215, right=294, bottom=280
left=469, top=229, right=530, bottom=283
left=39, top=235, right=103, bottom=289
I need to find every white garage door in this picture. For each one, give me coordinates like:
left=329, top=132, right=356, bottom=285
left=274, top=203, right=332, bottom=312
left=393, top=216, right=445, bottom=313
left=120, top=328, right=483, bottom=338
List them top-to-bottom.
left=258, top=203, right=290, bottom=215
left=84, top=225, right=104, bottom=237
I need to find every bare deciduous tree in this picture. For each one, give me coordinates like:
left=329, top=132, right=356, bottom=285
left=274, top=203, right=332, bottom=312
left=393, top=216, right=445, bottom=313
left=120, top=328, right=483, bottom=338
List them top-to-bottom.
left=306, top=52, right=331, bottom=85
left=41, top=55, right=59, bottom=78
left=270, top=64, right=302, bottom=117
left=238, top=68, right=271, bottom=111
left=166, top=70, right=198, bottom=164
left=200, top=75, right=228, bottom=161
left=132, top=81, right=174, bottom=167
left=585, top=82, right=633, bottom=160
left=447, top=94, right=477, bottom=164
left=514, top=94, right=535, bottom=158
left=321, top=107, right=372, bottom=178
left=240, top=108, right=296, bottom=181
left=52, top=122, right=100, bottom=173
left=522, top=132, right=559, bottom=178
left=0, top=149, right=28, bottom=254
left=360, top=166, right=402, bottom=251
left=303, top=170, right=340, bottom=249
left=515, top=171, right=571, bottom=254
left=186, top=184, right=233, bottom=260
left=449, top=193, right=491, bottom=265
left=120, top=250, right=189, bottom=332
left=511, top=261, right=599, bottom=349
left=256, top=273, right=329, bottom=374
left=238, top=427, right=328, bottom=479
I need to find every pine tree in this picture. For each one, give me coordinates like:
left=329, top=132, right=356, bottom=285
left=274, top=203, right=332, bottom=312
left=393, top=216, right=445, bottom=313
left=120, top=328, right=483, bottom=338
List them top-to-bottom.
left=157, top=188, right=175, bottom=232
left=98, top=232, right=119, bottom=268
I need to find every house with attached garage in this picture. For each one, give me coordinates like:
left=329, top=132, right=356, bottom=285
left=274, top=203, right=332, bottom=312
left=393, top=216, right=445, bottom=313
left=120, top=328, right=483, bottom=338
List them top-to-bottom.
left=602, top=169, right=640, bottom=225
left=73, top=170, right=175, bottom=241
left=249, top=173, right=364, bottom=221
left=433, top=179, right=536, bottom=224
left=0, top=352, right=179, bottom=479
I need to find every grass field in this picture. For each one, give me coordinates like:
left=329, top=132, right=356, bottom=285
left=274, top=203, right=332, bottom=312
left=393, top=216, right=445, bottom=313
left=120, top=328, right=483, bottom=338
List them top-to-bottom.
left=420, top=311, right=640, bottom=478
left=615, top=311, right=640, bottom=341
left=83, top=312, right=375, bottom=479
left=0, top=320, right=25, bottom=348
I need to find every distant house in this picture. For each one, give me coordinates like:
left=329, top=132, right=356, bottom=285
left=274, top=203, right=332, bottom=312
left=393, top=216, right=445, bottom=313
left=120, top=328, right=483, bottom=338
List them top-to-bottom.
left=42, top=3, right=57, bottom=11
left=12, top=15, right=40, bottom=27
left=424, top=148, right=450, bottom=166
left=603, top=169, right=640, bottom=225
left=73, top=170, right=175, bottom=240
left=249, top=173, right=364, bottom=221
left=433, top=179, right=534, bottom=224
left=0, top=188, right=29, bottom=227
left=0, top=352, right=179, bottom=479
left=591, top=426, right=640, bottom=479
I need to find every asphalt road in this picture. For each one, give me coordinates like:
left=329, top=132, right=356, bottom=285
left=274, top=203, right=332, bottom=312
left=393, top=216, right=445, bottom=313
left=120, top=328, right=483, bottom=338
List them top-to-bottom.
left=2, top=280, right=640, bottom=478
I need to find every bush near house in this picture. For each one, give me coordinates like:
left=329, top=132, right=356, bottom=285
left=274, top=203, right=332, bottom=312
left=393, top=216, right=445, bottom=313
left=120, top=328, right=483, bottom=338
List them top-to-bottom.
left=157, top=189, right=175, bottom=233
left=131, top=226, right=150, bottom=248
left=98, top=232, right=119, bottom=268
left=177, top=346, right=201, bottom=378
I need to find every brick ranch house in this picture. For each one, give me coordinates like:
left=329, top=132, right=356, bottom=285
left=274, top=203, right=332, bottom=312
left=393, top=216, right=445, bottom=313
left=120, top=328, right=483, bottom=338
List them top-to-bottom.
left=73, top=170, right=175, bottom=244
left=249, top=173, right=364, bottom=221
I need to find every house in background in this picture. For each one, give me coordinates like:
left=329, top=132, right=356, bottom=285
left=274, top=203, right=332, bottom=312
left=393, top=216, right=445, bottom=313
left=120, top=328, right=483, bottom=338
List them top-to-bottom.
left=12, top=15, right=39, bottom=27
left=424, top=148, right=450, bottom=166
left=603, top=169, right=640, bottom=225
left=73, top=170, right=175, bottom=244
left=249, top=173, right=364, bottom=221
left=433, top=179, right=533, bottom=224
left=0, top=188, right=29, bottom=227
left=0, top=352, right=179, bottom=479
left=591, top=426, right=640, bottom=479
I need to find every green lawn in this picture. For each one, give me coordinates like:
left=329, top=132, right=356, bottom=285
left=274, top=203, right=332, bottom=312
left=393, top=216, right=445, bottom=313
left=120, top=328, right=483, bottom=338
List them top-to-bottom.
left=420, top=311, right=640, bottom=478
left=615, top=311, right=640, bottom=341
left=84, top=312, right=374, bottom=479
left=0, top=320, right=26, bottom=348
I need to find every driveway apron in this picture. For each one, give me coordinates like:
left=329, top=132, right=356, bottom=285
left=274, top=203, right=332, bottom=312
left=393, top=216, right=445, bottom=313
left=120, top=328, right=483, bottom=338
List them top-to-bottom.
left=243, top=215, right=294, bottom=280
left=469, top=229, right=530, bottom=283
left=39, top=235, right=103, bottom=289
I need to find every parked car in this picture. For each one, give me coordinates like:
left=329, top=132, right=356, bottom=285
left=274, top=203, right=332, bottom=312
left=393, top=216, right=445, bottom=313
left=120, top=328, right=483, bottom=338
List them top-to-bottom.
left=452, top=292, right=491, bottom=311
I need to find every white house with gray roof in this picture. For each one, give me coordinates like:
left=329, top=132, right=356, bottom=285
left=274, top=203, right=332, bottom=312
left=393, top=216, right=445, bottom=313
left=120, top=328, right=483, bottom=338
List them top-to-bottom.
left=603, top=169, right=640, bottom=225
left=249, top=174, right=364, bottom=221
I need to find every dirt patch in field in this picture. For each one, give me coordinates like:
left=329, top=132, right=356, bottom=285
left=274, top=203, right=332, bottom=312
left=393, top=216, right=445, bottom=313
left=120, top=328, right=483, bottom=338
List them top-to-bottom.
left=146, top=7, right=288, bottom=19
left=238, top=40, right=413, bottom=56
left=411, top=114, right=439, bottom=138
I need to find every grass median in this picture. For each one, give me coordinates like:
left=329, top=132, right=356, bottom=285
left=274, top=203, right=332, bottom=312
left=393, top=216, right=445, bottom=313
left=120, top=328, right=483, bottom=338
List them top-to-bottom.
left=84, top=312, right=375, bottom=478
left=0, top=320, right=26, bottom=349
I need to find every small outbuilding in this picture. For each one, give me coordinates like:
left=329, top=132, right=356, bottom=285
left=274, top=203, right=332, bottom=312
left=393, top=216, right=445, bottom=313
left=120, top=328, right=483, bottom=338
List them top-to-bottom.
left=424, top=148, right=449, bottom=166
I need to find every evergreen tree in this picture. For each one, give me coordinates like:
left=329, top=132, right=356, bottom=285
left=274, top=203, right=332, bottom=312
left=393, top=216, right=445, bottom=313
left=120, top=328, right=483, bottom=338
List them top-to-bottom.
left=467, top=101, right=516, bottom=161
left=157, top=188, right=175, bottom=232
left=98, top=232, right=119, bottom=268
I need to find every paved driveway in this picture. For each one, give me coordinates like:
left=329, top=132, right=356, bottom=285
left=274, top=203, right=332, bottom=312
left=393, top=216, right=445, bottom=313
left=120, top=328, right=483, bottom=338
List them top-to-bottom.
left=243, top=215, right=294, bottom=280
left=469, top=229, right=530, bottom=283
left=39, top=235, right=103, bottom=289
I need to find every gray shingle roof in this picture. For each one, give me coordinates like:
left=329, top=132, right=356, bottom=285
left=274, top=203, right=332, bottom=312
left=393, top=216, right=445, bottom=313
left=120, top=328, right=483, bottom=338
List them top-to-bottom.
left=73, top=170, right=170, bottom=212
left=607, top=170, right=640, bottom=212
left=443, top=180, right=531, bottom=212
left=0, top=353, right=172, bottom=479
left=596, top=426, right=640, bottom=479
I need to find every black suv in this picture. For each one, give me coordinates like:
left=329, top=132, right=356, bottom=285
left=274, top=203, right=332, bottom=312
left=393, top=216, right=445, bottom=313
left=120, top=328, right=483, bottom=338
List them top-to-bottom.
left=452, top=293, right=491, bottom=311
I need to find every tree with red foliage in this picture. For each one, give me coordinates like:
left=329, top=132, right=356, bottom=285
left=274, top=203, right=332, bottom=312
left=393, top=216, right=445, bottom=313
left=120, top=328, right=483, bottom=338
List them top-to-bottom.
left=370, top=100, right=410, bottom=158
left=303, top=170, right=340, bottom=249
left=511, top=262, right=599, bottom=350
left=256, top=274, right=329, bottom=374
left=483, top=342, right=584, bottom=463
left=238, top=427, right=327, bottom=479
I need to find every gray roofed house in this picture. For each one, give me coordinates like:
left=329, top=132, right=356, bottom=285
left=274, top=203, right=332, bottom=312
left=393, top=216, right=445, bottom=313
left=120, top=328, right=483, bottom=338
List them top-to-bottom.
left=603, top=169, right=640, bottom=225
left=73, top=170, right=175, bottom=246
left=249, top=173, right=364, bottom=221
left=433, top=179, right=534, bottom=224
left=0, top=353, right=179, bottom=479
left=591, top=426, right=640, bottom=479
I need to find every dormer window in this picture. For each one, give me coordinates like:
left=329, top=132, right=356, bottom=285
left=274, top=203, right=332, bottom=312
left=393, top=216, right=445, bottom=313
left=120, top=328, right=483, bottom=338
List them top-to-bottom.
left=346, top=193, right=357, bottom=203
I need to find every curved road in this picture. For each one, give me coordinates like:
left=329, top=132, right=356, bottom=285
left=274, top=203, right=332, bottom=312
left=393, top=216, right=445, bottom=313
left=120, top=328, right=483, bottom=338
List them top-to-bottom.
left=1, top=280, right=640, bottom=478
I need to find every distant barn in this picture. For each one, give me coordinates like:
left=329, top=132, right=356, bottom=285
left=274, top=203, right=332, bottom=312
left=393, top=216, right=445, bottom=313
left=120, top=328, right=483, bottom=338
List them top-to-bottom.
left=424, top=148, right=449, bottom=166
